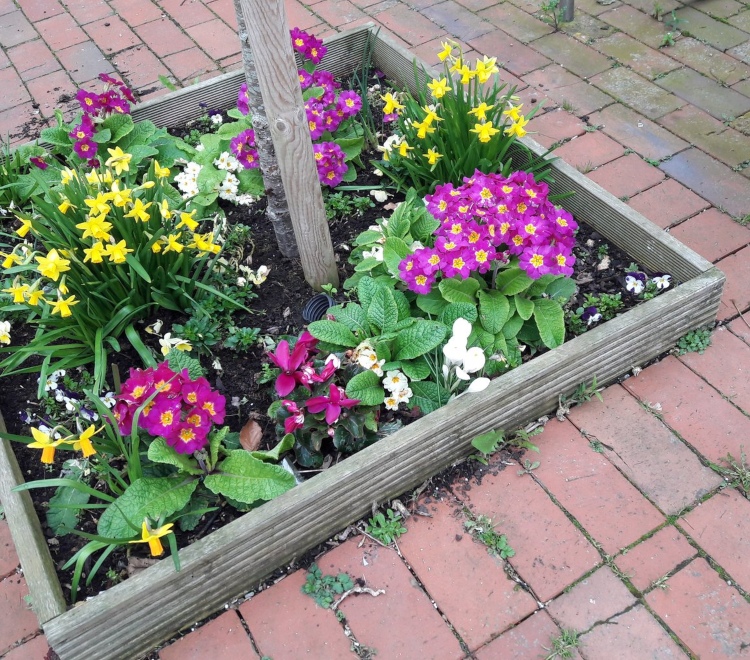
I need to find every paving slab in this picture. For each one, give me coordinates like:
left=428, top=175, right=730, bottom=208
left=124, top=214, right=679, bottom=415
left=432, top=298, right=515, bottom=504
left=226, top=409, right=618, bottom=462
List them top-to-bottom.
left=18, top=0, right=66, bottom=22
left=64, top=0, right=112, bottom=24
left=109, top=0, right=164, bottom=27
left=315, top=0, right=370, bottom=27
left=421, top=0, right=494, bottom=41
left=574, top=0, right=623, bottom=16
left=621, top=0, right=680, bottom=14
left=694, top=0, right=746, bottom=19
left=375, top=3, right=446, bottom=45
left=479, top=3, right=554, bottom=42
left=598, top=5, right=670, bottom=49
left=672, top=6, right=748, bottom=50
left=728, top=7, right=750, bottom=30
left=0, top=10, right=38, bottom=48
left=35, top=11, right=88, bottom=51
left=557, top=12, right=617, bottom=42
left=134, top=18, right=196, bottom=58
left=185, top=19, right=240, bottom=61
left=469, top=30, right=551, bottom=76
left=531, top=32, right=613, bottom=79
left=593, top=32, right=681, bottom=80
left=410, top=34, right=476, bottom=67
left=665, top=36, right=750, bottom=86
left=7, top=39, right=60, bottom=82
left=57, top=40, right=115, bottom=84
left=728, top=40, right=750, bottom=66
left=111, top=45, right=173, bottom=93
left=522, top=66, right=615, bottom=116
left=589, top=66, right=686, bottom=119
left=655, top=67, right=750, bottom=121
left=25, top=69, right=76, bottom=119
left=588, top=102, right=689, bottom=160
left=658, top=104, right=750, bottom=168
left=526, top=108, right=587, bottom=147
left=552, top=130, right=624, bottom=170
left=659, top=147, right=750, bottom=218
left=586, top=153, right=665, bottom=199
left=627, top=178, right=709, bottom=228
left=669, top=207, right=750, bottom=261
left=714, top=245, right=750, bottom=319
left=728, top=315, right=750, bottom=345
left=624, top=355, right=750, bottom=463
left=567, top=385, right=723, bottom=514
left=531, top=419, right=665, bottom=556
left=465, top=461, right=599, bottom=602
left=681, top=488, right=750, bottom=591
left=396, top=501, right=537, bottom=651
left=0, top=522, right=19, bottom=581
left=614, top=525, right=697, bottom=593
left=321, top=537, right=465, bottom=658
left=646, top=557, right=750, bottom=657
left=546, top=566, right=637, bottom=632
left=239, top=570, right=352, bottom=658
left=0, top=574, right=40, bottom=656
left=579, top=604, right=689, bottom=659
left=159, top=610, right=258, bottom=660
left=474, top=610, right=568, bottom=659
left=2, top=634, right=51, bottom=660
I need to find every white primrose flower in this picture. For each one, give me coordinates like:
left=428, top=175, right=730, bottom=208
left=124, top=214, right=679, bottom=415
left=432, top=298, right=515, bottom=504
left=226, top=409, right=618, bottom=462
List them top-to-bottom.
left=210, top=114, right=223, bottom=126
left=214, top=151, right=233, bottom=170
left=185, top=161, right=202, bottom=176
left=370, top=190, right=390, bottom=203
left=234, top=194, right=258, bottom=206
left=362, top=245, right=384, bottom=262
left=652, top=274, right=671, bottom=290
left=0, top=320, right=11, bottom=345
left=357, top=348, right=385, bottom=377
left=383, top=370, right=408, bottom=393
left=395, top=386, right=413, bottom=403
left=384, top=395, right=400, bottom=411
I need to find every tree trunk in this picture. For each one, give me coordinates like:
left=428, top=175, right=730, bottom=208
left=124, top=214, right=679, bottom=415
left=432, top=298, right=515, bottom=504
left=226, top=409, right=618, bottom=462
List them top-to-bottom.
left=233, top=0, right=298, bottom=258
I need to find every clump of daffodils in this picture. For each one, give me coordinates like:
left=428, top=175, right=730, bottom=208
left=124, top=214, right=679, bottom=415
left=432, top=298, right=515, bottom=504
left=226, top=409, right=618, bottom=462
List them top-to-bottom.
left=375, top=39, right=546, bottom=195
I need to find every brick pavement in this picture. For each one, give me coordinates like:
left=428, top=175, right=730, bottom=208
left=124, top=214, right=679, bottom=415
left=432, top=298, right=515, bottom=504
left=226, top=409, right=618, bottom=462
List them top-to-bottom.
left=2, top=0, right=750, bottom=656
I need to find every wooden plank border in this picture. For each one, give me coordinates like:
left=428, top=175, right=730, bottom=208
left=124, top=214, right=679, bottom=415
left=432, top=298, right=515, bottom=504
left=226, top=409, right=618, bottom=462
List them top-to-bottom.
left=0, top=25, right=725, bottom=660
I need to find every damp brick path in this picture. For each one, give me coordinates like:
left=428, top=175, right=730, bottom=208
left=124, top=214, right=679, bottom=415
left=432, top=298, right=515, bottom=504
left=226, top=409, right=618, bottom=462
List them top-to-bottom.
left=2, top=0, right=750, bottom=656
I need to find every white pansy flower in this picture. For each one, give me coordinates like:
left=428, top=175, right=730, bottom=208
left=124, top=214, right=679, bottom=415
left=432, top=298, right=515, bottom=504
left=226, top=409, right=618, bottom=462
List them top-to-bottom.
left=210, top=114, right=223, bottom=126
left=652, top=274, right=671, bottom=290
left=0, top=320, right=10, bottom=345
left=159, top=333, right=192, bottom=356
left=100, top=392, right=117, bottom=408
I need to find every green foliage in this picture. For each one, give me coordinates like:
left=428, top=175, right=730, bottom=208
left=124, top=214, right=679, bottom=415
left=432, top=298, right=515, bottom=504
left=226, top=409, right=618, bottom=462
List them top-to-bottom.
left=540, top=0, right=563, bottom=29
left=375, top=43, right=551, bottom=195
left=323, top=191, right=374, bottom=222
left=172, top=315, right=222, bottom=354
left=223, top=326, right=260, bottom=352
left=675, top=327, right=712, bottom=355
left=166, top=348, right=205, bottom=380
left=471, top=429, right=505, bottom=463
left=711, top=447, right=750, bottom=496
left=46, top=483, right=90, bottom=536
left=365, top=509, right=407, bottom=544
left=464, top=514, right=515, bottom=559
left=302, top=564, right=355, bottom=608
left=544, top=629, right=580, bottom=659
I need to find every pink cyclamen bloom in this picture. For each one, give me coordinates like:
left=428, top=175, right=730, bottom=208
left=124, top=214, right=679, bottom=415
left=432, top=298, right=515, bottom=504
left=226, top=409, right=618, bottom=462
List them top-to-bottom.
left=268, top=334, right=318, bottom=396
left=305, top=383, right=360, bottom=425
left=282, top=400, right=305, bottom=434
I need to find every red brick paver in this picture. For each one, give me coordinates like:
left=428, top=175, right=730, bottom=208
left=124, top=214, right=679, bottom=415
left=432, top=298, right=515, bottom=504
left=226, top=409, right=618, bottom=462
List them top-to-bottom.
left=586, top=153, right=665, bottom=199
left=627, top=179, right=710, bottom=230
left=669, top=208, right=750, bottom=261
left=714, top=245, right=750, bottom=320
left=0, top=522, right=20, bottom=580
left=646, top=558, right=750, bottom=658
left=0, top=574, right=40, bottom=655
left=159, top=610, right=258, bottom=659
left=474, top=610, right=568, bottom=659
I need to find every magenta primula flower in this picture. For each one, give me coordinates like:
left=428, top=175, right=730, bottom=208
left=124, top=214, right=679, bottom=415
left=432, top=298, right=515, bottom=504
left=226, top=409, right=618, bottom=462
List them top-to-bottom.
left=237, top=82, right=250, bottom=116
left=76, top=89, right=101, bottom=113
left=336, top=90, right=362, bottom=118
left=230, top=129, right=260, bottom=169
left=74, top=138, right=97, bottom=160
left=312, top=142, right=347, bottom=187
left=30, top=157, right=48, bottom=170
left=151, top=362, right=184, bottom=397
left=121, top=367, right=155, bottom=404
left=181, top=377, right=211, bottom=407
left=305, top=383, right=359, bottom=425
left=199, top=390, right=226, bottom=425
left=148, top=397, right=183, bottom=437
left=113, top=400, right=134, bottom=435
left=184, top=407, right=212, bottom=436
left=166, top=423, right=208, bottom=454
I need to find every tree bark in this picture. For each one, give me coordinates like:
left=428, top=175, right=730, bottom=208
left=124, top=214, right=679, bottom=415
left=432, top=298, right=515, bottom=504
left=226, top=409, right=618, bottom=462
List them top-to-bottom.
left=233, top=0, right=298, bottom=258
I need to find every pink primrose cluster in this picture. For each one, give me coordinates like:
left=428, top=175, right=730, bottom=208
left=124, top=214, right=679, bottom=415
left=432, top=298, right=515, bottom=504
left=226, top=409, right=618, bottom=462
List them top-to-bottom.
left=237, top=28, right=361, bottom=188
left=70, top=74, right=136, bottom=167
left=230, top=128, right=260, bottom=169
left=313, top=142, right=348, bottom=187
left=398, top=171, right=578, bottom=294
left=267, top=331, right=359, bottom=432
left=113, top=362, right=226, bottom=455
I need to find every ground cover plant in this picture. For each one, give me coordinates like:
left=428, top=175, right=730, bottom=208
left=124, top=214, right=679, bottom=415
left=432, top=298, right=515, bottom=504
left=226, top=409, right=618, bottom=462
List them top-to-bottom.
left=0, top=29, right=677, bottom=605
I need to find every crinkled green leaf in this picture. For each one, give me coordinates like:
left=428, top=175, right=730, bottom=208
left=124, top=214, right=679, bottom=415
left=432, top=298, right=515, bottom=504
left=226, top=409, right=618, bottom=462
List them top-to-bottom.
left=383, top=237, right=409, bottom=276
left=496, top=267, right=533, bottom=295
left=356, top=276, right=379, bottom=311
left=438, top=277, right=480, bottom=304
left=546, top=277, right=577, bottom=301
left=367, top=286, right=399, bottom=333
left=477, top=290, right=510, bottom=334
left=514, top=295, right=535, bottom=321
left=533, top=298, right=566, bottom=349
left=439, top=302, right=478, bottom=328
left=330, top=303, right=368, bottom=335
left=502, top=313, right=524, bottom=339
left=308, top=319, right=359, bottom=348
left=394, top=320, right=447, bottom=360
left=400, top=356, right=431, bottom=381
left=345, top=370, right=384, bottom=406
left=409, top=381, right=450, bottom=414
left=251, top=433, right=295, bottom=462
left=147, top=437, right=203, bottom=475
left=204, top=451, right=295, bottom=504
left=98, top=477, right=198, bottom=539
left=47, top=485, right=89, bottom=536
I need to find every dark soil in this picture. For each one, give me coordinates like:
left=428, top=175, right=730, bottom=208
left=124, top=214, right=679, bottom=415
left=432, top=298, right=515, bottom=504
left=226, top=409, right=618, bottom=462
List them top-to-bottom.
left=0, top=145, right=669, bottom=603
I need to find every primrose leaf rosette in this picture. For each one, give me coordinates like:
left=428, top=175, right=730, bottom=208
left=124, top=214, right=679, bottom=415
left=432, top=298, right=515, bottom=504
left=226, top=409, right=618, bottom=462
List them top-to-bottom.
left=204, top=450, right=296, bottom=504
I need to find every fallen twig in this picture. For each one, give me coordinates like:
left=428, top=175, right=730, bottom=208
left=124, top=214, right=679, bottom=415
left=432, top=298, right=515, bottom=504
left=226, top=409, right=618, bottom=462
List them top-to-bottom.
left=332, top=586, right=386, bottom=610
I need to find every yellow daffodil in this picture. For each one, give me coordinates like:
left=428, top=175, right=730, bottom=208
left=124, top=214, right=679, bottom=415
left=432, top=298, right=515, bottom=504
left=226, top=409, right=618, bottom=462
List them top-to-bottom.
left=437, top=41, right=454, bottom=61
left=474, top=56, right=499, bottom=84
left=456, top=63, right=474, bottom=85
left=427, top=77, right=452, bottom=99
left=381, top=92, right=405, bottom=115
left=468, top=102, right=494, bottom=121
left=503, top=104, right=523, bottom=122
left=421, top=106, right=442, bottom=126
left=504, top=116, right=529, bottom=138
left=412, top=119, right=435, bottom=139
left=471, top=121, right=500, bottom=143
left=398, top=140, right=413, bottom=157
left=105, top=147, right=132, bottom=175
left=424, top=148, right=442, bottom=165
left=154, top=161, right=170, bottom=178
left=60, top=168, right=77, bottom=185
left=85, top=169, right=103, bottom=185
left=109, top=182, right=132, bottom=208
left=84, top=195, right=111, bottom=218
left=58, top=198, right=74, bottom=214
left=124, top=198, right=152, bottom=223
left=158, top=200, right=172, bottom=220
left=177, top=210, right=198, bottom=231
left=75, top=215, right=112, bottom=241
left=16, top=217, right=32, bottom=238
left=189, top=232, right=220, bottom=256
left=163, top=233, right=184, bottom=254
left=151, top=237, right=166, bottom=254
left=105, top=240, right=133, bottom=264
left=83, top=241, right=107, bottom=264
left=36, top=249, right=70, bottom=281
left=1, top=251, right=22, bottom=268
left=58, top=278, right=69, bottom=295
left=3, top=282, right=29, bottom=303
left=26, top=287, right=44, bottom=306
left=49, top=294, right=79, bottom=318
left=72, top=424, right=100, bottom=458
left=28, top=427, right=66, bottom=464
left=129, top=520, right=174, bottom=557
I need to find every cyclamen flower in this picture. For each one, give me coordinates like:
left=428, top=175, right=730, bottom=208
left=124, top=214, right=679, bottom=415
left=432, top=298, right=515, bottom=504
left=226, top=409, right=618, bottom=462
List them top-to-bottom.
left=230, top=129, right=260, bottom=169
left=267, top=331, right=319, bottom=396
left=305, top=383, right=359, bottom=424
left=282, top=400, right=305, bottom=434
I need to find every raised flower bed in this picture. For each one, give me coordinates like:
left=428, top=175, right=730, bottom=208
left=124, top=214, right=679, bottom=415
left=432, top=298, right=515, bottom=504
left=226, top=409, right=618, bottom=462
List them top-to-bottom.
left=0, top=23, right=724, bottom=660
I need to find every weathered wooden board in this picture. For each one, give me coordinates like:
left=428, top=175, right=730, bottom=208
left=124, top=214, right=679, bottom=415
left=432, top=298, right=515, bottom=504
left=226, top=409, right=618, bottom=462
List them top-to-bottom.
left=0, top=24, right=725, bottom=660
